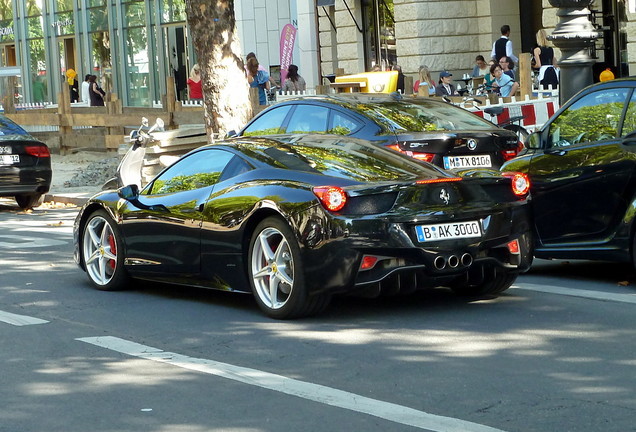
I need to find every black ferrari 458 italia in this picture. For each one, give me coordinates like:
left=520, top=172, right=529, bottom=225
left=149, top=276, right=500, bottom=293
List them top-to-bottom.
left=74, top=134, right=533, bottom=319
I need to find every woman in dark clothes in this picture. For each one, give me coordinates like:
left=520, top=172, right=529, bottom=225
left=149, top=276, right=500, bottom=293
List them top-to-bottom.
left=88, top=74, right=106, bottom=106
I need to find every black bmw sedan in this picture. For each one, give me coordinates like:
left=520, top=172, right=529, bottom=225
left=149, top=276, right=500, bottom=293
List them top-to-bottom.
left=502, top=77, right=636, bottom=267
left=234, top=93, right=522, bottom=170
left=0, top=115, right=51, bottom=209
left=74, top=134, right=532, bottom=319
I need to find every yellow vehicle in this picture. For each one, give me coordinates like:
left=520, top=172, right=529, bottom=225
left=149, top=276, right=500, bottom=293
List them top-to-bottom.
left=333, top=71, right=398, bottom=93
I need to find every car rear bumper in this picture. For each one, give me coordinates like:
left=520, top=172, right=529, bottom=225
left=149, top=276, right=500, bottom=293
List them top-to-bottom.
left=300, top=205, right=533, bottom=296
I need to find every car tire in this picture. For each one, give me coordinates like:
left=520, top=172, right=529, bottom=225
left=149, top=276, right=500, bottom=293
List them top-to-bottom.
left=15, top=194, right=44, bottom=210
left=82, top=210, right=129, bottom=291
left=248, top=216, right=329, bottom=319
left=450, top=267, right=518, bottom=297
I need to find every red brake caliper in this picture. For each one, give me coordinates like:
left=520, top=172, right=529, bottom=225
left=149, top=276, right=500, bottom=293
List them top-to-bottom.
left=108, top=235, right=116, bottom=270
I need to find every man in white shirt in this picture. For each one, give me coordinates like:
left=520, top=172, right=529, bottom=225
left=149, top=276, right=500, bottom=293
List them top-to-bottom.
left=491, top=25, right=518, bottom=65
left=81, top=74, right=91, bottom=104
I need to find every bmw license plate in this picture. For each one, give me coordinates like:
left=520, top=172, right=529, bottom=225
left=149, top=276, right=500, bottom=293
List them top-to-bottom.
left=0, top=154, right=19, bottom=164
left=443, top=155, right=491, bottom=169
left=415, top=220, right=482, bottom=242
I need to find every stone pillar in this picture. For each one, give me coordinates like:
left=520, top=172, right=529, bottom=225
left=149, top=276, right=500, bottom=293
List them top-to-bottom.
left=548, top=0, right=599, bottom=105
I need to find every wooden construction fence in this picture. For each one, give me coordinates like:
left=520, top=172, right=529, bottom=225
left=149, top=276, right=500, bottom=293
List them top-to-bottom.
left=5, top=56, right=552, bottom=154
left=3, top=77, right=262, bottom=154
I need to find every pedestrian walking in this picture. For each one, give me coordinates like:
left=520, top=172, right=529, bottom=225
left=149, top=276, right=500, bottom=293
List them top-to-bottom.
left=491, top=25, right=518, bottom=64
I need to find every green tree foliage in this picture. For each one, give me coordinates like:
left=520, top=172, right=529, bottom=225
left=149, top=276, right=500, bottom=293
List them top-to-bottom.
left=551, top=103, right=623, bottom=144
left=153, top=172, right=221, bottom=194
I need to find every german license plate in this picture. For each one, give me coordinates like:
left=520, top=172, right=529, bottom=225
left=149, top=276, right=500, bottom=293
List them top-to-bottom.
left=0, top=145, right=11, bottom=154
left=0, top=155, right=19, bottom=164
left=443, top=155, right=491, bottom=169
left=415, top=220, right=482, bottom=242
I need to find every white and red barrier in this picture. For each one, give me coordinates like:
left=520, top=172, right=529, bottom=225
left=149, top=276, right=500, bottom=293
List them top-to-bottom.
left=464, top=93, right=560, bottom=133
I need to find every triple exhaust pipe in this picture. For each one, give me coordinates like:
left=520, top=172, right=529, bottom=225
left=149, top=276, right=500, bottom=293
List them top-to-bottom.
left=433, top=253, right=473, bottom=270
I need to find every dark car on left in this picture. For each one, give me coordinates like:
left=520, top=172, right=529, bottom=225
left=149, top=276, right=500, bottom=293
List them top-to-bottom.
left=233, top=93, right=522, bottom=170
left=0, top=115, right=51, bottom=209
left=74, top=134, right=533, bottom=319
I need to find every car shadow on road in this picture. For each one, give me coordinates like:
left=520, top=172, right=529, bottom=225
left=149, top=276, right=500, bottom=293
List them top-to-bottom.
left=524, top=258, right=636, bottom=286
left=132, top=278, right=508, bottom=321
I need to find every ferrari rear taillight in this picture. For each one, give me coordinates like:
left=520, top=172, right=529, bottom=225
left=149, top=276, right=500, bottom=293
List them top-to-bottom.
left=24, top=145, right=50, bottom=158
left=503, top=172, right=530, bottom=196
left=313, top=186, right=347, bottom=212
left=507, top=239, right=520, bottom=254
left=360, top=255, right=379, bottom=270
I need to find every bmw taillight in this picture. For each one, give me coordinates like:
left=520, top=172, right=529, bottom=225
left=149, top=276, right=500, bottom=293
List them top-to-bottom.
left=501, top=141, right=524, bottom=161
left=386, top=143, right=402, bottom=153
left=386, top=143, right=434, bottom=163
left=24, top=145, right=51, bottom=158
left=410, top=152, right=435, bottom=163
left=503, top=172, right=530, bottom=196
left=313, top=186, right=347, bottom=212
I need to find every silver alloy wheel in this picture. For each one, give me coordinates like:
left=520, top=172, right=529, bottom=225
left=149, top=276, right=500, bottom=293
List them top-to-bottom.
left=83, top=215, right=118, bottom=286
left=250, top=226, right=294, bottom=310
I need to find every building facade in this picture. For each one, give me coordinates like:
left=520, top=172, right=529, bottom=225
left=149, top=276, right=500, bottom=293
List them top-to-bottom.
left=0, top=0, right=633, bottom=106
left=318, top=0, right=636, bottom=85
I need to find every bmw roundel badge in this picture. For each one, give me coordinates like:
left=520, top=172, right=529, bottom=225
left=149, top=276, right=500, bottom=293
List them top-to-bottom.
left=467, top=139, right=477, bottom=151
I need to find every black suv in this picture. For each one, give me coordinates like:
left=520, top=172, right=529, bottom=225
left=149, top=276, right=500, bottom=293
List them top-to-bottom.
left=502, top=78, right=636, bottom=265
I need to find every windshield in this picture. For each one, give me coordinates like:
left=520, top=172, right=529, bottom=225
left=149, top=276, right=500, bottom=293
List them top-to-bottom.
left=355, top=100, right=497, bottom=132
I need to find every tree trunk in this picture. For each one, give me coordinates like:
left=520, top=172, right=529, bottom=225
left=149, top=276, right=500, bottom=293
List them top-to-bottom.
left=185, top=0, right=252, bottom=136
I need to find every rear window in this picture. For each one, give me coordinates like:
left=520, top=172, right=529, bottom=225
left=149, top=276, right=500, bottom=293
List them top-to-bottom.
left=356, top=100, right=497, bottom=132
left=0, top=116, right=30, bottom=137
left=240, top=137, right=447, bottom=183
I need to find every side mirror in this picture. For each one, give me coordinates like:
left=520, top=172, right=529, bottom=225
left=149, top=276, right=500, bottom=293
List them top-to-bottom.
left=148, top=118, right=165, bottom=134
left=226, top=130, right=238, bottom=138
left=622, top=130, right=636, bottom=142
left=525, top=132, right=542, bottom=150
left=118, top=184, right=140, bottom=201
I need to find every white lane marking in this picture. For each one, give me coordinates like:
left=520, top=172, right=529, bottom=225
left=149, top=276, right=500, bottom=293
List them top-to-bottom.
left=0, top=234, right=67, bottom=249
left=516, top=283, right=636, bottom=304
left=0, top=310, right=49, bottom=326
left=78, top=336, right=506, bottom=432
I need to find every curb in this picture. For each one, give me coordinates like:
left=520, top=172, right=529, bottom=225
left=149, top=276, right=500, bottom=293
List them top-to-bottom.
left=44, top=192, right=93, bottom=207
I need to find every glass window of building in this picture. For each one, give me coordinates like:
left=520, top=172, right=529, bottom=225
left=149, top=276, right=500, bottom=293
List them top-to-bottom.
left=0, top=0, right=16, bottom=67
left=26, top=0, right=48, bottom=103
left=124, top=0, right=152, bottom=106
left=161, top=0, right=187, bottom=23
left=361, top=0, right=396, bottom=71
left=88, top=1, right=111, bottom=94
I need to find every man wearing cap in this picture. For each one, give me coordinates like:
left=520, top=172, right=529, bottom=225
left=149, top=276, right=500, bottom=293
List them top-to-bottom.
left=435, top=71, right=458, bottom=96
